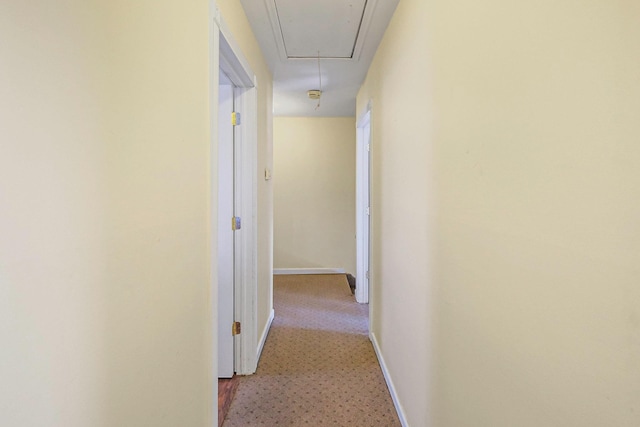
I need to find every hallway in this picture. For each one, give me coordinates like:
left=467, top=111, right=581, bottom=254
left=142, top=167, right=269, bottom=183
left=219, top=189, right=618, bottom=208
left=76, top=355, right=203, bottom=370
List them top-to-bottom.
left=2, top=1, right=639, bottom=426
left=223, top=275, right=400, bottom=426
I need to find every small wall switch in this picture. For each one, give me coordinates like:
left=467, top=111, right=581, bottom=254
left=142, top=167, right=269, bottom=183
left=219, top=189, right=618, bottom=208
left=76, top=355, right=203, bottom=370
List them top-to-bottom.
left=265, top=168, right=272, bottom=181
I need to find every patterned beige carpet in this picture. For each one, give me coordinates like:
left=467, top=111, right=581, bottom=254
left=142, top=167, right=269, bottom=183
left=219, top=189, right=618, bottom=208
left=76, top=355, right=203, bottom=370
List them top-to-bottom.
left=223, top=274, right=401, bottom=426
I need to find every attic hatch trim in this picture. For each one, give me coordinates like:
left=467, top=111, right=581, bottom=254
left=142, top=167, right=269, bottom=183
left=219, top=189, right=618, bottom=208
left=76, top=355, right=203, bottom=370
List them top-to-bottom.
left=264, top=0, right=379, bottom=62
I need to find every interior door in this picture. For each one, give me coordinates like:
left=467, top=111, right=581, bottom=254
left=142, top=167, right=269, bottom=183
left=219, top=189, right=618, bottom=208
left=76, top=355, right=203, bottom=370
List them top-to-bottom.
left=218, top=71, right=235, bottom=378
left=356, top=109, right=371, bottom=304
left=364, top=120, right=371, bottom=299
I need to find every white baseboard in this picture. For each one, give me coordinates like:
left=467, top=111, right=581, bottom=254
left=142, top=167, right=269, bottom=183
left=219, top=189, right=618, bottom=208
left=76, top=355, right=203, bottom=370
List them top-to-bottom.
left=273, top=268, right=346, bottom=275
left=257, top=309, right=274, bottom=362
left=370, top=332, right=409, bottom=427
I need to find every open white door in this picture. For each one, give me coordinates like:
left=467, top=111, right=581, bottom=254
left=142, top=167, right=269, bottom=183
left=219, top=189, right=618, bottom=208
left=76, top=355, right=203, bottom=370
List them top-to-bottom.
left=212, top=8, right=260, bottom=382
left=217, top=72, right=235, bottom=378
left=356, top=106, right=371, bottom=304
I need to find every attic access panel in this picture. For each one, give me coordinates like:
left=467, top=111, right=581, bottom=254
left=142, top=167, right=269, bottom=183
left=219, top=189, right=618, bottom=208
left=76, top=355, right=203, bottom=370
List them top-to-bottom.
left=274, top=0, right=368, bottom=59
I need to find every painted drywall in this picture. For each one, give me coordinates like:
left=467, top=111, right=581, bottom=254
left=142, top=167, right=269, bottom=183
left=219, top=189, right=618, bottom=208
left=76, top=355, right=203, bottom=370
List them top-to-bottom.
left=0, top=0, right=272, bottom=426
left=217, top=0, right=274, bottom=358
left=358, top=0, right=640, bottom=426
left=0, top=1, right=210, bottom=425
left=273, top=117, right=356, bottom=274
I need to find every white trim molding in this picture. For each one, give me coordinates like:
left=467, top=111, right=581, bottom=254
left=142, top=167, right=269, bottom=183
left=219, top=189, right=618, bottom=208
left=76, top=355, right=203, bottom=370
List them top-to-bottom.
left=260, top=0, right=387, bottom=61
left=215, top=7, right=255, bottom=85
left=355, top=102, right=372, bottom=304
left=273, top=268, right=346, bottom=275
left=257, top=309, right=275, bottom=361
left=370, top=332, right=409, bottom=427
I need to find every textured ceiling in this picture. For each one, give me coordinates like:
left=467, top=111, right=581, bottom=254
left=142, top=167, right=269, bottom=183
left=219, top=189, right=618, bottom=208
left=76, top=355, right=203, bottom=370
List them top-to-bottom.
left=240, top=0, right=399, bottom=117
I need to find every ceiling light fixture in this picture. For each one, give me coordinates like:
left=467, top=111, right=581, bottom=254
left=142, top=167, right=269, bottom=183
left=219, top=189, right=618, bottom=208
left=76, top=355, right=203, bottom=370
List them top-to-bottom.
left=307, top=90, right=321, bottom=99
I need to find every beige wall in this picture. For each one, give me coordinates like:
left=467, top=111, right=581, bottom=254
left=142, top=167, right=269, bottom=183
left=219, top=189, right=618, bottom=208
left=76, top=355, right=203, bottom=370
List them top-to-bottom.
left=358, top=0, right=640, bottom=426
left=0, top=1, right=271, bottom=426
left=273, top=117, right=356, bottom=274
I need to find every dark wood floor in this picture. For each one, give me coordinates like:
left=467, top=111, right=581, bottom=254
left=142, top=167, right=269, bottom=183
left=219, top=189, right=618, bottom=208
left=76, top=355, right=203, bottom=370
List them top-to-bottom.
left=218, top=376, right=240, bottom=426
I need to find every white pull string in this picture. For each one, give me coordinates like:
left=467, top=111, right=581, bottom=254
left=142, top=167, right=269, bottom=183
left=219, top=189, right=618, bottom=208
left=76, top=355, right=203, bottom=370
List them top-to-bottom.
left=315, top=51, right=322, bottom=110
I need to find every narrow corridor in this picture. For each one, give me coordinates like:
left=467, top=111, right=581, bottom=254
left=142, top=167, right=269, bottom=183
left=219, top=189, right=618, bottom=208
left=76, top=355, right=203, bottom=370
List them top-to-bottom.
left=223, top=274, right=400, bottom=426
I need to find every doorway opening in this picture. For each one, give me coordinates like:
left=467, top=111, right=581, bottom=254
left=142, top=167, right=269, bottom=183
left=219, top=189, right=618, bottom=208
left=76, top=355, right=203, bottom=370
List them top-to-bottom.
left=212, top=8, right=259, bottom=388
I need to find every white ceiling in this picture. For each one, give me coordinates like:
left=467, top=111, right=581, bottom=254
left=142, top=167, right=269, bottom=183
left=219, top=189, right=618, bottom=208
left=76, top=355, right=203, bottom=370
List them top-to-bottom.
left=239, top=0, right=399, bottom=117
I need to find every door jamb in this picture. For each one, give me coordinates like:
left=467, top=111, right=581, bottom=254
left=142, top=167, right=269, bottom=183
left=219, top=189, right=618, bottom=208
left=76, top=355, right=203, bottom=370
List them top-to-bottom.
left=356, top=102, right=372, bottom=304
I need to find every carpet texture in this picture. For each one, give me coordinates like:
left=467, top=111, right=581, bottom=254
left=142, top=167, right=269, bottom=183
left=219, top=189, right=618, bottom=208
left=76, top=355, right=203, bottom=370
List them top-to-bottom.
left=223, top=274, right=401, bottom=426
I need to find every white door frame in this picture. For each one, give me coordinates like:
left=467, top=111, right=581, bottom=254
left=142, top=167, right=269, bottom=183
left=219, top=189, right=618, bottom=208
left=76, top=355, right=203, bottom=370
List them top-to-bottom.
left=211, top=5, right=259, bottom=384
left=356, top=102, right=372, bottom=304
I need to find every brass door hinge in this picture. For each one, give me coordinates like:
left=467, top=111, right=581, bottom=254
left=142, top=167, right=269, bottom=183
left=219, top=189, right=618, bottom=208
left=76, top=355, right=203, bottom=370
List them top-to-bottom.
left=231, top=112, right=241, bottom=126
left=232, top=216, right=241, bottom=230
left=232, top=321, right=241, bottom=336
